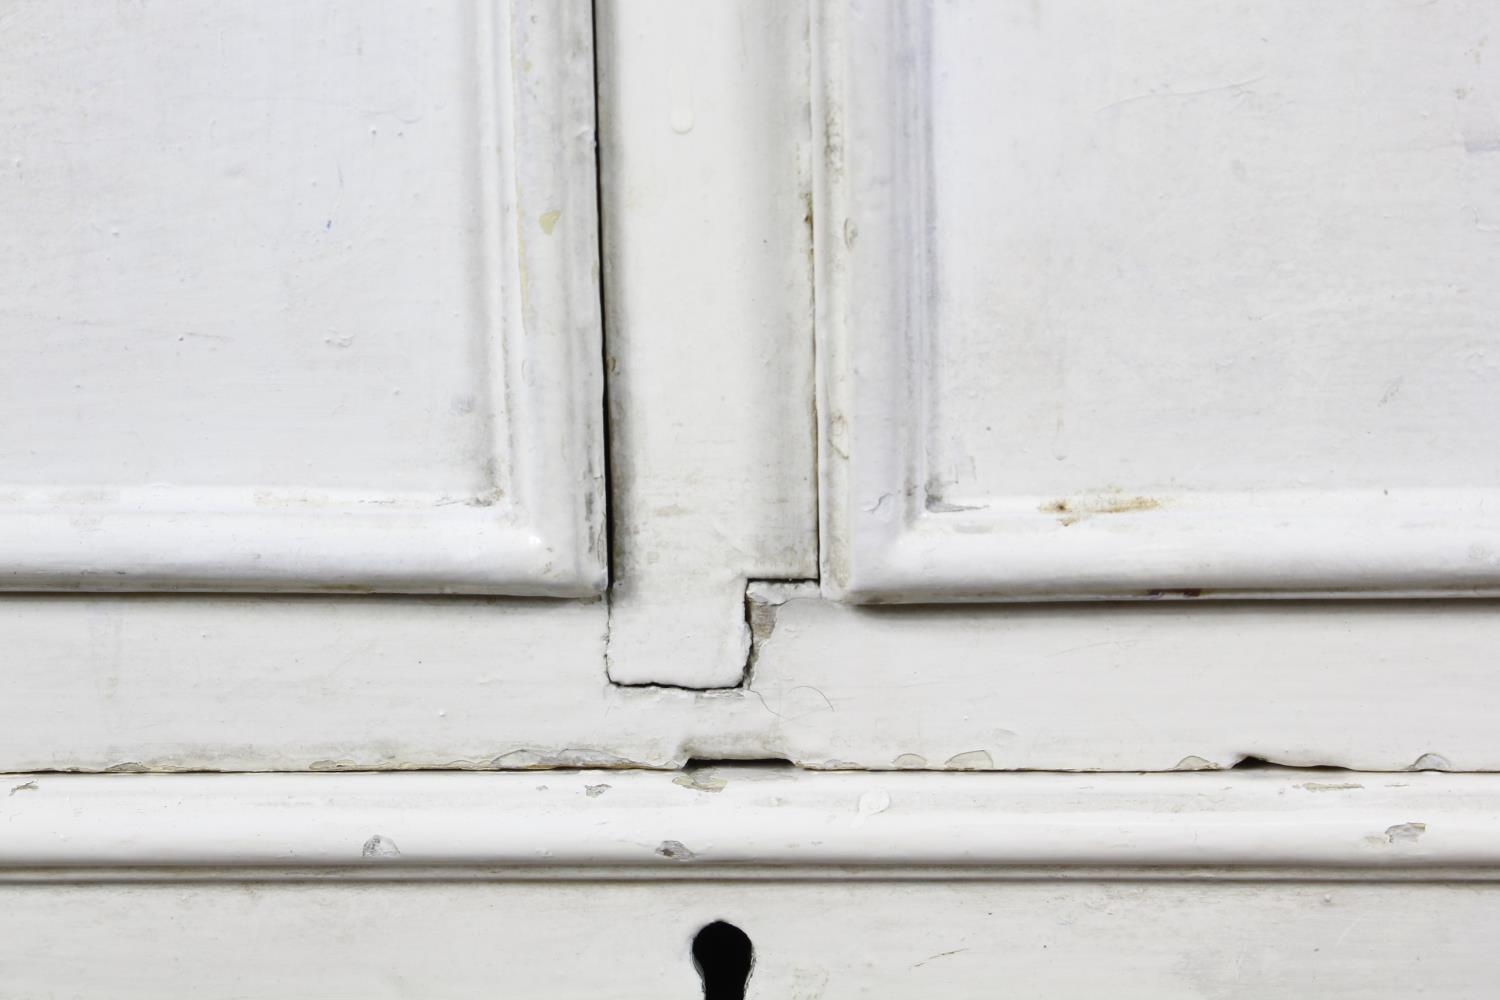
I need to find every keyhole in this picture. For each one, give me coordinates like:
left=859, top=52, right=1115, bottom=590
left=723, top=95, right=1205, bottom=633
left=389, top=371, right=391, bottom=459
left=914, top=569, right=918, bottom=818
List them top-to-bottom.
left=692, top=920, right=753, bottom=1000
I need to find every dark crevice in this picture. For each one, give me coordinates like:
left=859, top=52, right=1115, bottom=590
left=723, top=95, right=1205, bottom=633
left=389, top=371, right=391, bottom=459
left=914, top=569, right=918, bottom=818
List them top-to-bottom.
left=590, top=0, right=617, bottom=593
left=591, top=0, right=622, bottom=690
left=803, top=0, right=822, bottom=592
left=742, top=578, right=819, bottom=690
left=608, top=579, right=814, bottom=692
left=740, top=587, right=772, bottom=687
left=607, top=681, right=741, bottom=695
left=1230, top=755, right=1279, bottom=770
left=1230, top=756, right=1369, bottom=773
left=682, top=758, right=793, bottom=772
left=693, top=921, right=754, bottom=1000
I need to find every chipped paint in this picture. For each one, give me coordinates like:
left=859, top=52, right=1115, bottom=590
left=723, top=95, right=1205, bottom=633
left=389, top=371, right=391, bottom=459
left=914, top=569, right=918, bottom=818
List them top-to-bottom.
left=489, top=748, right=650, bottom=769
left=944, top=750, right=994, bottom=770
left=1410, top=754, right=1453, bottom=771
left=103, top=762, right=148, bottom=774
left=673, top=771, right=728, bottom=793
left=1298, top=781, right=1364, bottom=792
left=1384, top=822, right=1427, bottom=845
left=361, top=835, right=401, bottom=859
left=654, top=839, right=696, bottom=861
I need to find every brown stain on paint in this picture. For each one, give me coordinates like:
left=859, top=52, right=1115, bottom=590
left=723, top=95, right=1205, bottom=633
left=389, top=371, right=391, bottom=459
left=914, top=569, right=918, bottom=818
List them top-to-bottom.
left=1042, top=493, right=1164, bottom=526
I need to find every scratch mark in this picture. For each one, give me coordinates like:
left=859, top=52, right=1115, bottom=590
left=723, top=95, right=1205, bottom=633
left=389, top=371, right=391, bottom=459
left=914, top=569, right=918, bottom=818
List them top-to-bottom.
left=1097, top=75, right=1266, bottom=113
left=1046, top=638, right=1143, bottom=658
left=1333, top=917, right=1365, bottom=949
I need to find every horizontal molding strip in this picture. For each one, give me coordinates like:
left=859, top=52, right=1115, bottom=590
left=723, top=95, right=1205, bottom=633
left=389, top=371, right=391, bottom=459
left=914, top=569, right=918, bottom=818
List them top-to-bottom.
left=3, top=768, right=1499, bottom=875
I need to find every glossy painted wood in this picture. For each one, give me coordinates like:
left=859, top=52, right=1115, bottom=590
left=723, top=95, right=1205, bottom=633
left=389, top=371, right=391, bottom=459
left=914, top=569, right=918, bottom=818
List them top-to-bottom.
left=0, top=0, right=605, bottom=594
left=598, top=0, right=819, bottom=687
left=817, top=0, right=1500, bottom=602
left=2, top=5, right=1499, bottom=992
left=4, top=589, right=1500, bottom=773
left=4, top=768, right=1496, bottom=870
left=3, top=769, right=1499, bottom=998
left=9, top=879, right=1500, bottom=999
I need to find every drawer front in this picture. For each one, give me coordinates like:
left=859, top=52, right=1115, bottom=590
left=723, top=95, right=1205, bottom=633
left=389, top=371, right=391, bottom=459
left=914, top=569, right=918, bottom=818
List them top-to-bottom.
left=3, top=767, right=1497, bottom=998
left=5, top=879, right=1495, bottom=999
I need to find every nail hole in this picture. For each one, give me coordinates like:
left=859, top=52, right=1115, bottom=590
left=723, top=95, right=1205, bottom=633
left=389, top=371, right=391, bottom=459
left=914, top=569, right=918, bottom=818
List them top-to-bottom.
left=692, top=920, right=753, bottom=1000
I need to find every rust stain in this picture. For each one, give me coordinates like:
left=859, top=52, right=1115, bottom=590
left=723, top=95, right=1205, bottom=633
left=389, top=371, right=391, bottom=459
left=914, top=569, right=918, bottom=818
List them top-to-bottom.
left=1041, top=493, right=1164, bottom=526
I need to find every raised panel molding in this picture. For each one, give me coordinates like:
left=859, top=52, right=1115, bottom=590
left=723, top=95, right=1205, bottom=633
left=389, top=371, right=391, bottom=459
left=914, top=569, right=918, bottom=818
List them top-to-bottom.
left=0, top=0, right=604, bottom=595
left=815, top=0, right=1500, bottom=602
left=5, top=768, right=1498, bottom=871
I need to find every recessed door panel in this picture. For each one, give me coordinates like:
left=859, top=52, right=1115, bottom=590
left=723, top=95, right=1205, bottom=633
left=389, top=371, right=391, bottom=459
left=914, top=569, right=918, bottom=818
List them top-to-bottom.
left=0, top=0, right=604, bottom=595
left=817, top=0, right=1500, bottom=601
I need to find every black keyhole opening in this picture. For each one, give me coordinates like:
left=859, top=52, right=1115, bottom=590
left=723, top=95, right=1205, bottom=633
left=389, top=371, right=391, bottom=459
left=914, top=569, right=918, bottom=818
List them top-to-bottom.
left=692, top=920, right=754, bottom=1000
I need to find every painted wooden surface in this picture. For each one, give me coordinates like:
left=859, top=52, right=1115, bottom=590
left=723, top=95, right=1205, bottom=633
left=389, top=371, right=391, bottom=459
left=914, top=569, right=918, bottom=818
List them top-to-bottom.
left=0, top=0, right=605, bottom=594
left=2, top=0, right=1494, bottom=773
left=598, top=0, right=818, bottom=688
left=817, top=0, right=1500, bottom=602
left=3, top=4, right=1500, bottom=991
left=4, top=589, right=1500, bottom=772
left=744, top=590, right=1500, bottom=772
left=4, top=768, right=1496, bottom=869
left=3, top=769, right=1500, bottom=998
left=9, top=879, right=1500, bottom=999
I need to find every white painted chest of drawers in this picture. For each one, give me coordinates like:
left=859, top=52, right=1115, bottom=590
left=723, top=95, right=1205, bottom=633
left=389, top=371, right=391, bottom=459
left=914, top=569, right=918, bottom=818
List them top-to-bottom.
left=2, top=1, right=1498, bottom=995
